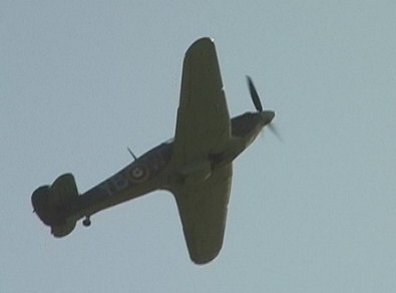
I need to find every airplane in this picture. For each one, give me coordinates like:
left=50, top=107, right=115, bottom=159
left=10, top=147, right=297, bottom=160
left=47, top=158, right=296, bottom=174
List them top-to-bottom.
left=31, top=37, right=275, bottom=265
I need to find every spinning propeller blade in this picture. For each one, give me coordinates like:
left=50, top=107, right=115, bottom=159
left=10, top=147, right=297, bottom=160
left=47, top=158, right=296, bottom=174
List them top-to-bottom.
left=246, top=75, right=263, bottom=112
left=246, top=75, right=281, bottom=140
left=268, top=124, right=282, bottom=141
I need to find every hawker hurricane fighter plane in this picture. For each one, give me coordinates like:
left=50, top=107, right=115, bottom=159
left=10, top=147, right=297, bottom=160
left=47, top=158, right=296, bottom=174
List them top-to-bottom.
left=32, top=37, right=275, bottom=264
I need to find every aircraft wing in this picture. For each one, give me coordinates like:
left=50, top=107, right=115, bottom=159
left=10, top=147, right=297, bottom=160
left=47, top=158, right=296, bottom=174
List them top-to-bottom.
left=172, top=37, right=231, bottom=166
left=171, top=38, right=233, bottom=264
left=173, top=163, right=232, bottom=264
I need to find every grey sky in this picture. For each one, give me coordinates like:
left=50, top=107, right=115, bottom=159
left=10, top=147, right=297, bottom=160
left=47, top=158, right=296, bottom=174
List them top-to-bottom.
left=2, top=1, right=396, bottom=292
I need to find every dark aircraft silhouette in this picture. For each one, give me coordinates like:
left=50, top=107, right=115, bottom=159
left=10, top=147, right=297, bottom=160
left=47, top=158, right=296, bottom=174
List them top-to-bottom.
left=32, top=37, right=275, bottom=264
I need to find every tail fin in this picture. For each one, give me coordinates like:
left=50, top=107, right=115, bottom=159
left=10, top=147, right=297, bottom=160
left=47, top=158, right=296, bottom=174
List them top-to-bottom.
left=32, top=173, right=79, bottom=237
left=49, top=173, right=78, bottom=207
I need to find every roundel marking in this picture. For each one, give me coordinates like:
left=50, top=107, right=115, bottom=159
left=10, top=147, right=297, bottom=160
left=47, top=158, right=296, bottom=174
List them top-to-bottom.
left=128, top=164, right=150, bottom=183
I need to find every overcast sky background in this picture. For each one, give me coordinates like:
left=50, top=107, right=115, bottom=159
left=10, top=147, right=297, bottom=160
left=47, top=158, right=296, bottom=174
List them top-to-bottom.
left=2, top=1, right=396, bottom=292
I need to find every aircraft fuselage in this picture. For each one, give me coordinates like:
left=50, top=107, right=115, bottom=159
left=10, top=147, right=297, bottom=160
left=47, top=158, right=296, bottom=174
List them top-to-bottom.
left=67, top=110, right=274, bottom=223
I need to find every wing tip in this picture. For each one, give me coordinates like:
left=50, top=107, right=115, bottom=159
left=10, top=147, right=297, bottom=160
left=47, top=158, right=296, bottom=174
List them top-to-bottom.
left=192, top=36, right=215, bottom=45
left=185, top=37, right=215, bottom=57
left=188, top=242, right=223, bottom=265
left=190, top=253, right=219, bottom=265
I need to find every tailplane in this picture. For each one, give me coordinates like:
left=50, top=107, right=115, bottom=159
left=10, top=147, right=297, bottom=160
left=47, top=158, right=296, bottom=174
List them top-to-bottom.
left=32, top=173, right=78, bottom=237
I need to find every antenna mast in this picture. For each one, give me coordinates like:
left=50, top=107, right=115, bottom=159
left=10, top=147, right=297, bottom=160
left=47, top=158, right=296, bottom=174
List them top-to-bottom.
left=127, top=147, right=138, bottom=161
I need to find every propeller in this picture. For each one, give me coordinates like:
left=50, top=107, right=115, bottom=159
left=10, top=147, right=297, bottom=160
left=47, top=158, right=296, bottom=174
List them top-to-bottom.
left=246, top=75, right=263, bottom=112
left=246, top=75, right=282, bottom=141
left=268, top=123, right=282, bottom=141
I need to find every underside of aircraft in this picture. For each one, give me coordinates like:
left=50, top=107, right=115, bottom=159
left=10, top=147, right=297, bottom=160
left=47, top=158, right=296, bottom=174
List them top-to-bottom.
left=32, top=37, right=275, bottom=264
